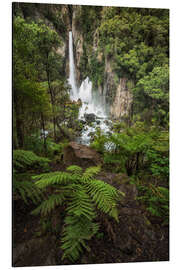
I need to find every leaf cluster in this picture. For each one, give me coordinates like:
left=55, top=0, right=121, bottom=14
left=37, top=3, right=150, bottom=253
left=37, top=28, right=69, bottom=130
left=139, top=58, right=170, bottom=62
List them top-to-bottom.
left=32, top=165, right=123, bottom=261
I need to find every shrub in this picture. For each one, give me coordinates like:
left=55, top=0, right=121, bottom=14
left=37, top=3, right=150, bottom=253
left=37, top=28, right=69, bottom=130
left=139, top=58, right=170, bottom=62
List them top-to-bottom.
left=137, top=184, right=169, bottom=225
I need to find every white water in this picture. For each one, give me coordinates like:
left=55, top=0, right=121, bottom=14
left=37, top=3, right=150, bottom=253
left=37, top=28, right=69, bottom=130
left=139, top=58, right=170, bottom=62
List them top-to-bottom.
left=68, top=31, right=111, bottom=144
left=68, top=32, right=78, bottom=100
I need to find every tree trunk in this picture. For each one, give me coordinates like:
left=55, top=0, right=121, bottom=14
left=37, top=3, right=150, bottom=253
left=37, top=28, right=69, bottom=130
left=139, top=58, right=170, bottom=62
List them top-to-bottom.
left=46, top=52, right=56, bottom=141
left=14, top=100, right=24, bottom=148
left=41, top=113, right=47, bottom=155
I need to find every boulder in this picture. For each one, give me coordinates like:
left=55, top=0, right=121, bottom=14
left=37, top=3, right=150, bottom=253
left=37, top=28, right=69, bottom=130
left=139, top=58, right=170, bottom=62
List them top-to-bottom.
left=84, top=113, right=96, bottom=123
left=80, top=119, right=86, bottom=125
left=96, top=120, right=101, bottom=125
left=63, top=141, right=102, bottom=167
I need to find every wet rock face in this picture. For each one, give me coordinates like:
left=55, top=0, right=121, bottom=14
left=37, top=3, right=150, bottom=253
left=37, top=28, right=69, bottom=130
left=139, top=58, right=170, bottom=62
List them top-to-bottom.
left=110, top=78, right=133, bottom=119
left=63, top=141, right=102, bottom=167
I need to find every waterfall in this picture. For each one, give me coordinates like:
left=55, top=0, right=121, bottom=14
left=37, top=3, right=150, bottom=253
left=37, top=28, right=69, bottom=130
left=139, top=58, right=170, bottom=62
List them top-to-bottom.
left=68, top=31, right=111, bottom=144
left=68, top=32, right=78, bottom=100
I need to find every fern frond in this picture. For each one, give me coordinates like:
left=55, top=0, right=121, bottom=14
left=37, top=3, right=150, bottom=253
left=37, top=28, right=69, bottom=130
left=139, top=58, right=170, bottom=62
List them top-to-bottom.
left=13, top=150, right=50, bottom=170
left=66, top=165, right=83, bottom=175
left=66, top=165, right=83, bottom=181
left=82, top=166, right=101, bottom=182
left=33, top=172, right=73, bottom=189
left=13, top=179, right=43, bottom=204
left=85, top=180, right=120, bottom=222
left=66, top=185, right=96, bottom=220
left=31, top=193, right=65, bottom=216
left=61, top=215, right=99, bottom=261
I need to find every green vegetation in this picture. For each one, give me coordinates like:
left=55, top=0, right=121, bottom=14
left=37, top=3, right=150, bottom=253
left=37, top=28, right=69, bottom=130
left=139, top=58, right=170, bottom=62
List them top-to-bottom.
left=12, top=3, right=169, bottom=265
left=13, top=13, right=79, bottom=151
left=13, top=150, right=50, bottom=204
left=32, top=165, right=123, bottom=261
left=137, top=184, right=169, bottom=225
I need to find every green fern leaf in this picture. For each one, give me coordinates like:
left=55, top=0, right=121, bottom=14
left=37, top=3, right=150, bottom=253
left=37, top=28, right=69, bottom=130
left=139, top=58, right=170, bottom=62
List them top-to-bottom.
left=13, top=150, right=50, bottom=170
left=66, top=165, right=83, bottom=175
left=82, top=166, right=101, bottom=182
left=33, top=172, right=73, bottom=189
left=13, top=179, right=43, bottom=204
left=85, top=180, right=120, bottom=221
left=66, top=185, right=96, bottom=220
left=31, top=193, right=65, bottom=216
left=61, top=215, right=99, bottom=261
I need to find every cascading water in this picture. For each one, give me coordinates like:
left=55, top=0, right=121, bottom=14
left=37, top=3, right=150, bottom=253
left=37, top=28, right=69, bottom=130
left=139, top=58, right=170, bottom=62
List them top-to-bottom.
left=68, top=31, right=111, bottom=144
left=68, top=31, right=78, bottom=100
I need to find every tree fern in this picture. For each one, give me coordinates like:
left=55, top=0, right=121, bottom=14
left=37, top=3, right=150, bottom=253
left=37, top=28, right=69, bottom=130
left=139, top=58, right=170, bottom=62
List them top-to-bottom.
left=13, top=150, right=50, bottom=171
left=13, top=150, right=50, bottom=204
left=32, top=165, right=124, bottom=262
left=82, top=166, right=101, bottom=182
left=32, top=171, right=74, bottom=188
left=13, top=178, right=44, bottom=204
left=85, top=180, right=121, bottom=222
left=66, top=185, right=96, bottom=220
left=31, top=193, right=65, bottom=216
left=61, top=215, right=99, bottom=261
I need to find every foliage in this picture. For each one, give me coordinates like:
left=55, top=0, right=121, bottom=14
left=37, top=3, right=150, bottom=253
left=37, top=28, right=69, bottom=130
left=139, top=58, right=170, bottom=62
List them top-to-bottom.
left=13, top=15, right=71, bottom=149
left=133, top=65, right=169, bottom=126
left=91, top=124, right=169, bottom=180
left=13, top=150, right=50, bottom=204
left=13, top=150, right=50, bottom=172
left=32, top=165, right=123, bottom=261
left=13, top=177, right=44, bottom=205
left=137, top=184, right=169, bottom=224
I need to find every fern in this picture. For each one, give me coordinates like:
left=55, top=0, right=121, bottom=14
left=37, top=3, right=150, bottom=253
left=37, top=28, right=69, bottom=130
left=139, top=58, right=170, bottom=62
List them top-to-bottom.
left=13, top=150, right=50, bottom=171
left=13, top=150, right=50, bottom=204
left=32, top=165, right=123, bottom=262
left=82, top=166, right=101, bottom=182
left=32, top=171, right=74, bottom=188
left=13, top=178, right=44, bottom=204
left=85, top=180, right=121, bottom=222
left=137, top=184, right=169, bottom=224
left=66, top=185, right=96, bottom=220
left=31, top=193, right=65, bottom=216
left=61, top=215, right=99, bottom=261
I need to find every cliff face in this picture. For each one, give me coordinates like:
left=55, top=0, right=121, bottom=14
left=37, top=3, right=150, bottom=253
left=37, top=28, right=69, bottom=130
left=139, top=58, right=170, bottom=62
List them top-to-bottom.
left=16, top=3, right=134, bottom=120
left=70, top=6, right=133, bottom=120
left=72, top=6, right=84, bottom=86
left=110, top=78, right=133, bottom=119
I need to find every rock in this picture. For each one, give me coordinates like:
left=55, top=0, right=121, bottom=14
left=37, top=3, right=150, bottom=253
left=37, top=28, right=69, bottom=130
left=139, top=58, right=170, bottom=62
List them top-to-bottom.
left=77, top=98, right=82, bottom=106
left=84, top=113, right=96, bottom=123
left=80, top=119, right=86, bottom=125
left=104, top=119, right=109, bottom=125
left=96, top=120, right=101, bottom=125
left=88, top=132, right=95, bottom=137
left=63, top=141, right=102, bottom=167
left=13, top=236, right=57, bottom=267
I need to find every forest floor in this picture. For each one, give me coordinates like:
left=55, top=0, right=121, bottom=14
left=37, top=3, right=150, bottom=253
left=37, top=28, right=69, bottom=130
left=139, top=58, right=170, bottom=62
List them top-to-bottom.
left=12, top=161, right=169, bottom=267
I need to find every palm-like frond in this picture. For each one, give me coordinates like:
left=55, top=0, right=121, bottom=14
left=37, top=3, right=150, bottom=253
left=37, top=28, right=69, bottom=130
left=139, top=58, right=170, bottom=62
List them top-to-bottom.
left=13, top=150, right=50, bottom=170
left=32, top=165, right=122, bottom=262
left=66, top=165, right=83, bottom=175
left=82, top=166, right=101, bottom=182
left=33, top=172, right=73, bottom=189
left=13, top=179, right=44, bottom=204
left=85, top=180, right=121, bottom=222
left=66, top=185, right=96, bottom=220
left=31, top=193, right=65, bottom=216
left=61, top=215, right=99, bottom=261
